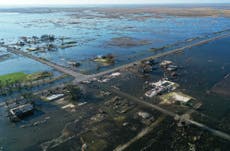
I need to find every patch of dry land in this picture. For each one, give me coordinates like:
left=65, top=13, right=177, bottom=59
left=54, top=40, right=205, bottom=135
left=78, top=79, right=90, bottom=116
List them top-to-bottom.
left=107, top=37, right=150, bottom=48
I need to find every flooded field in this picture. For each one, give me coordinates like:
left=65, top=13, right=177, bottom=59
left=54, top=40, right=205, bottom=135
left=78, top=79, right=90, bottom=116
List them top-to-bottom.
left=0, top=4, right=230, bottom=151
left=1, top=5, right=230, bottom=74
left=85, top=36, right=230, bottom=150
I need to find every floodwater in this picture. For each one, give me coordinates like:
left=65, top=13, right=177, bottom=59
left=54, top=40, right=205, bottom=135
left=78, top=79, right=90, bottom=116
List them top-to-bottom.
left=0, top=4, right=230, bottom=151
left=1, top=5, right=230, bottom=74
left=101, top=35, right=230, bottom=151
left=166, top=36, right=230, bottom=134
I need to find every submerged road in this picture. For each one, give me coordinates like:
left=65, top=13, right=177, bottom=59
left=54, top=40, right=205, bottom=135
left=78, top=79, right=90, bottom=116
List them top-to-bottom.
left=2, top=32, right=230, bottom=84
left=90, top=32, right=230, bottom=79
left=1, top=33, right=230, bottom=147
left=5, top=47, right=91, bottom=82
left=106, top=87, right=230, bottom=143
left=114, top=115, right=166, bottom=151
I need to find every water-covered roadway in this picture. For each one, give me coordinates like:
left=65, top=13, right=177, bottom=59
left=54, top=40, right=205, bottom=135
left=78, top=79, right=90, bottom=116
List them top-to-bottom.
left=1, top=33, right=230, bottom=144
left=2, top=33, right=230, bottom=83
left=3, top=46, right=91, bottom=82
left=106, top=87, right=230, bottom=151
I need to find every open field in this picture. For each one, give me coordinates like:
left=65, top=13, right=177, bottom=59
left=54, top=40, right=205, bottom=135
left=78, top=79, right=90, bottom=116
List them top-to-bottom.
left=0, top=71, right=53, bottom=86
left=0, top=72, right=27, bottom=85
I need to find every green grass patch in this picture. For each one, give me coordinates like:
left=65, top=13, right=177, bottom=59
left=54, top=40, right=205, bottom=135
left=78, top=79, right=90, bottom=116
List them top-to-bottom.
left=0, top=71, right=53, bottom=86
left=0, top=72, right=27, bottom=85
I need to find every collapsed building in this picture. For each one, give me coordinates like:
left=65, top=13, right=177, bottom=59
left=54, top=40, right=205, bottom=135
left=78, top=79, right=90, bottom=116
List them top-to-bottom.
left=160, top=60, right=179, bottom=77
left=145, top=79, right=179, bottom=98
left=6, top=99, right=34, bottom=122
left=9, top=103, right=34, bottom=122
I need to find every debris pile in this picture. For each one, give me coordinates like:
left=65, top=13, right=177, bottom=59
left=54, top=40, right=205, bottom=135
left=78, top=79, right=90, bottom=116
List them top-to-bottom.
left=145, top=79, right=179, bottom=98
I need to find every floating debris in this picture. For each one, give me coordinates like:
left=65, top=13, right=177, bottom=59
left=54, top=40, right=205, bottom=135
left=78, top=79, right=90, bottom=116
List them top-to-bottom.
left=160, top=60, right=173, bottom=67
left=67, top=61, right=81, bottom=67
left=166, top=65, right=178, bottom=71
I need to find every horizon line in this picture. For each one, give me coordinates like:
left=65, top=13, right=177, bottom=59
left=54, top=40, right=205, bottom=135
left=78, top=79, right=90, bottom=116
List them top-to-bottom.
left=0, top=2, right=230, bottom=7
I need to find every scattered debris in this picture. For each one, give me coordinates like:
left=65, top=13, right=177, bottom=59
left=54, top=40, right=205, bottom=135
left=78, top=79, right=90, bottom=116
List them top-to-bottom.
left=160, top=60, right=173, bottom=67
left=67, top=61, right=81, bottom=67
left=98, top=72, right=121, bottom=83
left=109, top=72, right=121, bottom=78
left=145, top=79, right=179, bottom=98
left=160, top=92, right=192, bottom=105
left=46, top=94, right=65, bottom=101
left=78, top=102, right=87, bottom=106
left=8, top=103, right=34, bottom=122
left=62, top=103, right=75, bottom=109
left=138, top=111, right=150, bottom=119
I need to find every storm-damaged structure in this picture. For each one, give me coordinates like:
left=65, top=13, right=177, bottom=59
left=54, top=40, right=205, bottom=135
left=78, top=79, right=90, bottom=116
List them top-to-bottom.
left=145, top=79, right=179, bottom=98
left=6, top=98, right=35, bottom=122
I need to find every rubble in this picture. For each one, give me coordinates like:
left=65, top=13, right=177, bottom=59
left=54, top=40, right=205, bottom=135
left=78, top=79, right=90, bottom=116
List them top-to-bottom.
left=138, top=59, right=157, bottom=74
left=160, top=60, right=173, bottom=67
left=67, top=61, right=81, bottom=67
left=97, top=72, right=121, bottom=83
left=109, top=72, right=121, bottom=78
left=145, top=79, right=179, bottom=98
left=160, top=92, right=193, bottom=105
left=46, top=94, right=65, bottom=101
left=8, top=103, right=34, bottom=122
left=138, top=111, right=150, bottom=119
